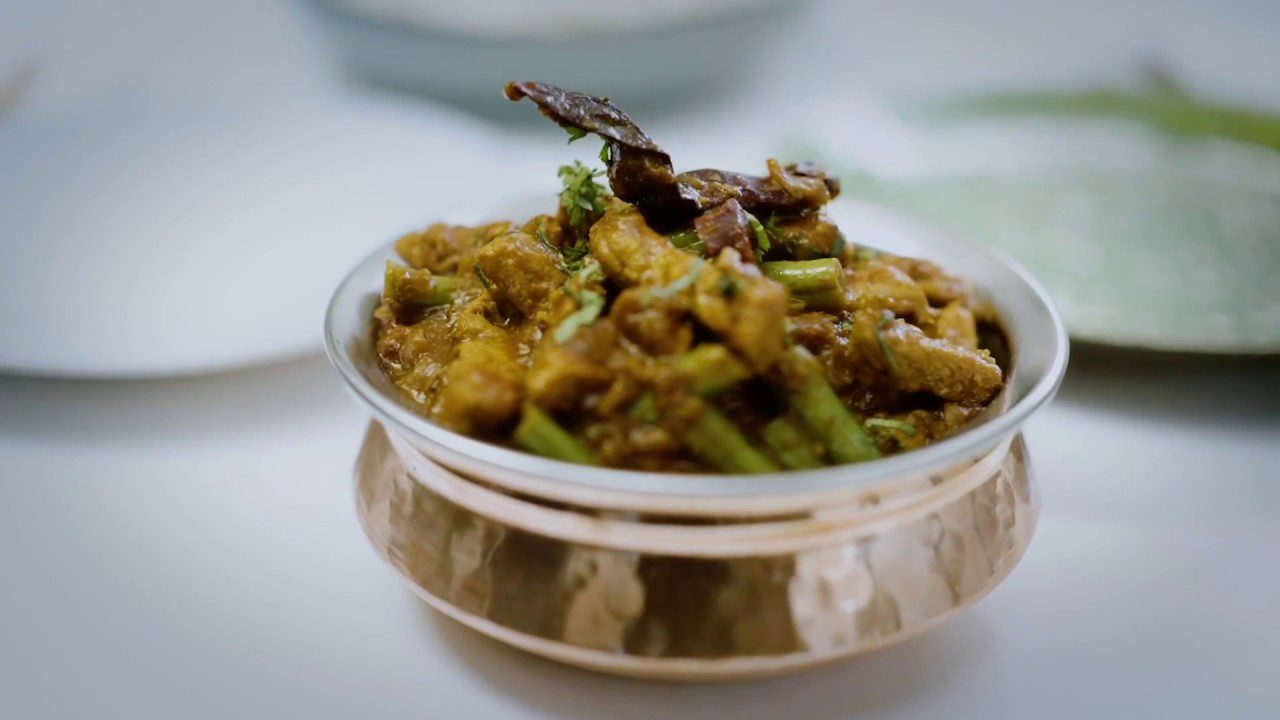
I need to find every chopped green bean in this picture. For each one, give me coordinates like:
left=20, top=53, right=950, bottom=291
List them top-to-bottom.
left=668, top=228, right=702, bottom=249
left=761, top=258, right=844, bottom=294
left=385, top=261, right=457, bottom=307
left=792, top=286, right=847, bottom=311
left=677, top=344, right=751, bottom=397
left=786, top=349, right=881, bottom=464
left=514, top=405, right=600, bottom=465
left=684, top=405, right=779, bottom=474
left=762, top=417, right=824, bottom=469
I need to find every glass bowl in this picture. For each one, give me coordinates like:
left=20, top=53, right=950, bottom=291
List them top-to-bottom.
left=324, top=195, right=1068, bottom=678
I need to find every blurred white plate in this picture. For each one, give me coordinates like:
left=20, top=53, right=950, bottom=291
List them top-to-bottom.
left=0, top=94, right=502, bottom=378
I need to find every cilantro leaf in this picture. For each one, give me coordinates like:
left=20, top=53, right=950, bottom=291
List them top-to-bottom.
left=558, top=161, right=609, bottom=235
left=646, top=259, right=705, bottom=303
left=555, top=262, right=606, bottom=343
left=554, top=290, right=604, bottom=343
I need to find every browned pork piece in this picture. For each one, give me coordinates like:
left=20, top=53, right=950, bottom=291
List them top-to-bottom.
left=589, top=203, right=787, bottom=369
left=475, top=231, right=568, bottom=317
left=434, top=297, right=525, bottom=434
left=791, top=310, right=1001, bottom=405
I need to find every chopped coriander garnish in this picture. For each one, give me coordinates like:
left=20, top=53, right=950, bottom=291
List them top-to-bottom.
left=564, top=126, right=588, bottom=143
left=599, top=142, right=612, bottom=164
left=558, top=161, right=609, bottom=235
left=535, top=218, right=592, bottom=274
left=534, top=221, right=559, bottom=255
left=562, top=239, right=591, bottom=272
left=646, top=258, right=706, bottom=303
left=555, top=262, right=606, bottom=343
left=568, top=262, right=604, bottom=292
left=473, top=263, right=494, bottom=291
left=555, top=289, right=604, bottom=343
left=876, top=314, right=901, bottom=374
left=838, top=320, right=853, bottom=333
left=865, top=418, right=918, bottom=437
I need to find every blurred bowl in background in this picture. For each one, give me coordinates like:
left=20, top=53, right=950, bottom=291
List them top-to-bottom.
left=303, top=0, right=804, bottom=116
left=0, top=93, right=503, bottom=378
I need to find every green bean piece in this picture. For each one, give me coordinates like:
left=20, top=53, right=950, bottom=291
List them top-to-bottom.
left=668, top=228, right=702, bottom=249
left=667, top=229, right=707, bottom=256
left=680, top=240, right=707, bottom=256
left=761, top=258, right=844, bottom=294
left=384, top=261, right=458, bottom=307
left=792, top=286, right=847, bottom=311
left=676, top=344, right=752, bottom=397
left=787, top=350, right=881, bottom=464
left=514, top=405, right=600, bottom=466
left=684, top=405, right=779, bottom=474
left=762, top=417, right=824, bottom=470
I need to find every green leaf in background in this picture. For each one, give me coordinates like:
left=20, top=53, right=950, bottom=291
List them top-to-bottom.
left=924, top=69, right=1280, bottom=153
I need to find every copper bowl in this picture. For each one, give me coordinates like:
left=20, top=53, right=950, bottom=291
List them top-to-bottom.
left=325, top=196, right=1068, bottom=679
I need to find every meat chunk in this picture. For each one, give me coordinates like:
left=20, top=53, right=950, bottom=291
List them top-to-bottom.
left=693, top=198, right=755, bottom=258
left=589, top=201, right=689, bottom=287
left=590, top=204, right=787, bottom=369
left=767, top=212, right=844, bottom=258
left=396, top=221, right=512, bottom=273
left=476, top=231, right=567, bottom=316
left=691, top=249, right=787, bottom=370
left=873, top=253, right=972, bottom=308
left=847, top=260, right=931, bottom=319
left=610, top=287, right=693, bottom=356
left=434, top=298, right=524, bottom=433
left=928, top=302, right=979, bottom=351
left=373, top=306, right=455, bottom=405
left=789, top=310, right=1002, bottom=404
left=789, top=312, right=839, bottom=354
left=878, top=316, right=1003, bottom=404
left=525, top=322, right=619, bottom=413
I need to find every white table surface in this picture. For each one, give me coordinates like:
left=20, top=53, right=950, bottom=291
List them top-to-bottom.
left=3, top=2, right=1279, bottom=718
left=3, top=350, right=1278, bottom=719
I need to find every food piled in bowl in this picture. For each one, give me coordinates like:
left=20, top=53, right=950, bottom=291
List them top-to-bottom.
left=373, top=82, right=1007, bottom=473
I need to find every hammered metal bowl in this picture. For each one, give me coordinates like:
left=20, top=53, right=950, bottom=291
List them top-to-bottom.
left=326, top=196, right=1068, bottom=679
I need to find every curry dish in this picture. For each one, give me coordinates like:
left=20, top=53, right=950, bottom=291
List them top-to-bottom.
left=373, top=82, right=1007, bottom=473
